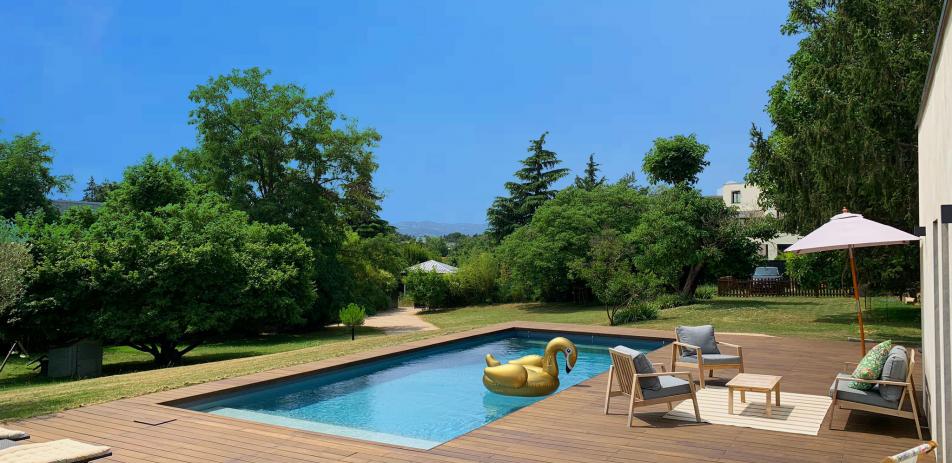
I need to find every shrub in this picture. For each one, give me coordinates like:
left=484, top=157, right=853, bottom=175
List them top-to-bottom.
left=449, top=251, right=499, bottom=304
left=404, top=270, right=451, bottom=309
left=693, top=284, right=717, bottom=300
left=650, top=293, right=689, bottom=310
left=614, top=301, right=660, bottom=324
left=339, top=303, right=366, bottom=340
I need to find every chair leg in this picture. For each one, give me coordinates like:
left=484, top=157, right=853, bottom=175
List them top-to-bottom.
left=697, top=358, right=705, bottom=388
left=604, top=366, right=614, bottom=414
left=709, top=369, right=714, bottom=378
left=908, top=388, right=924, bottom=440
left=627, top=392, right=636, bottom=427
left=691, top=395, right=702, bottom=423
left=828, top=405, right=836, bottom=430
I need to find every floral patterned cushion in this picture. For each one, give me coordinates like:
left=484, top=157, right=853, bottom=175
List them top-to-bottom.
left=849, top=340, right=892, bottom=390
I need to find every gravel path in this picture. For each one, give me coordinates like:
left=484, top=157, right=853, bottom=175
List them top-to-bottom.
left=364, top=306, right=439, bottom=334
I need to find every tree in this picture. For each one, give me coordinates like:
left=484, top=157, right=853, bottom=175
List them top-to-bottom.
left=747, top=0, right=941, bottom=234
left=174, top=67, right=382, bottom=323
left=487, top=132, right=569, bottom=239
left=0, top=133, right=72, bottom=218
left=642, top=134, right=710, bottom=186
left=574, top=154, right=606, bottom=190
left=81, top=177, right=119, bottom=202
left=496, top=184, right=648, bottom=301
left=630, top=187, right=774, bottom=298
left=570, top=229, right=658, bottom=325
left=0, top=237, right=32, bottom=322
left=338, top=303, right=366, bottom=340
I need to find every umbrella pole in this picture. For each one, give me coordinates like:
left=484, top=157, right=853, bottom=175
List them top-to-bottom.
left=848, top=246, right=867, bottom=355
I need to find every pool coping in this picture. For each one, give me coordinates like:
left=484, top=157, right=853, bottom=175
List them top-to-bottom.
left=144, top=322, right=675, bottom=451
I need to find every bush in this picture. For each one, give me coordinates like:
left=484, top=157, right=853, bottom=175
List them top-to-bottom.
left=449, top=251, right=498, bottom=304
left=404, top=270, right=451, bottom=309
left=693, top=284, right=717, bottom=300
left=650, top=293, right=689, bottom=310
left=614, top=301, right=660, bottom=324
left=339, top=303, right=366, bottom=340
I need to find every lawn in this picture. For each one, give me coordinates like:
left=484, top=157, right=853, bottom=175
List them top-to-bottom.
left=0, top=295, right=921, bottom=421
left=419, top=296, right=922, bottom=343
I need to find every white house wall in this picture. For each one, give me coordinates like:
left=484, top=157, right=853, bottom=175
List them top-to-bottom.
left=918, top=3, right=952, bottom=460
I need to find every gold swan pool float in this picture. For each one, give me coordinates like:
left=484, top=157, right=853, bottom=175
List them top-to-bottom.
left=482, top=337, right=578, bottom=397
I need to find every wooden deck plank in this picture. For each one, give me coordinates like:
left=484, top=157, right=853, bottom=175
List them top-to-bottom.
left=1, top=322, right=933, bottom=462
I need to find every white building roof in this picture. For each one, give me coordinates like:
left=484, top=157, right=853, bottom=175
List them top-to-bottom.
left=406, top=260, right=458, bottom=274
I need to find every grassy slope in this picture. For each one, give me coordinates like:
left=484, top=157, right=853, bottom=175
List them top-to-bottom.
left=0, top=296, right=921, bottom=421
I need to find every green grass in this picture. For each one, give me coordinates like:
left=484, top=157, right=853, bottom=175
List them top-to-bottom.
left=0, top=295, right=921, bottom=421
left=419, top=296, right=922, bottom=343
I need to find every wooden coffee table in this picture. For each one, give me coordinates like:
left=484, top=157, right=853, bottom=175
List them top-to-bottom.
left=726, top=373, right=782, bottom=417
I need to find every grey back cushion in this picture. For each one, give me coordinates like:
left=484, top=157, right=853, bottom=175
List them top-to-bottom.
left=676, top=325, right=720, bottom=356
left=613, top=345, right=661, bottom=391
left=879, top=345, right=908, bottom=402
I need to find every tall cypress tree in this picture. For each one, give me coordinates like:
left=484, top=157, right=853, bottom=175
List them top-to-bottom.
left=487, top=132, right=569, bottom=240
left=574, top=153, right=606, bottom=190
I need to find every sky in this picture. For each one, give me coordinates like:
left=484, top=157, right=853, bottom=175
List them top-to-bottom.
left=0, top=1, right=799, bottom=224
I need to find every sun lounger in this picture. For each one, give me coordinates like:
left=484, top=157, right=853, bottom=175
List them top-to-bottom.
left=0, top=439, right=111, bottom=463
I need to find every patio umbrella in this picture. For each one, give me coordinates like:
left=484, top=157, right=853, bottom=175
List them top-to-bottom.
left=786, top=208, right=918, bottom=355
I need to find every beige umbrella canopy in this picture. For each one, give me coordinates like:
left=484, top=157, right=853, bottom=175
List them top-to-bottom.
left=787, top=209, right=919, bottom=355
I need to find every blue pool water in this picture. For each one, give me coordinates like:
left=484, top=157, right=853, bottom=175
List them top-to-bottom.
left=178, top=331, right=665, bottom=449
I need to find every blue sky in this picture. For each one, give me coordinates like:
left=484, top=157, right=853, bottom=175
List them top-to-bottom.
left=1, top=1, right=798, bottom=224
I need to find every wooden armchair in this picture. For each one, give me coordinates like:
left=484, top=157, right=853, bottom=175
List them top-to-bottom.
left=670, top=326, right=744, bottom=388
left=605, top=347, right=701, bottom=426
left=829, top=347, right=922, bottom=440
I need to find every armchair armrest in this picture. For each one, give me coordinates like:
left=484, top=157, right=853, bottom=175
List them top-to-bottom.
left=672, top=341, right=700, bottom=351
left=716, top=341, right=742, bottom=349
left=844, top=361, right=859, bottom=372
left=651, top=362, right=667, bottom=372
left=636, top=370, right=694, bottom=379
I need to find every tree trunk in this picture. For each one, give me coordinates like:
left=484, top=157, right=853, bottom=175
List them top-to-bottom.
left=680, top=262, right=705, bottom=300
left=351, top=325, right=355, bottom=340
left=128, top=340, right=202, bottom=367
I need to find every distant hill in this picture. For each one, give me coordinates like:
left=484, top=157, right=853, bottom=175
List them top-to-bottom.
left=394, top=221, right=487, bottom=237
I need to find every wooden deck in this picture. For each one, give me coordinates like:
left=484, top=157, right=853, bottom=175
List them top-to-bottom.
left=4, top=322, right=932, bottom=462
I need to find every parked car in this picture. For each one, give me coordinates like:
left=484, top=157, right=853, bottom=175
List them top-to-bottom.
left=751, top=266, right=782, bottom=281
left=751, top=266, right=785, bottom=295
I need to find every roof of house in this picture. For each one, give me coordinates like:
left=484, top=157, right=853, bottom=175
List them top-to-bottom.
left=917, top=0, right=951, bottom=127
left=406, top=259, right=458, bottom=274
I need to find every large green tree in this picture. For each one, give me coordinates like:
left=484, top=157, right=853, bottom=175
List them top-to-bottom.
left=747, top=0, right=942, bottom=233
left=174, top=67, right=382, bottom=323
left=487, top=132, right=570, bottom=240
left=0, top=133, right=73, bottom=218
left=642, top=134, right=710, bottom=186
left=8, top=158, right=316, bottom=364
left=496, top=184, right=649, bottom=300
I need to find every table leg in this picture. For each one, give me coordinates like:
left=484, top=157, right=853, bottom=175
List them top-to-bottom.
left=775, top=383, right=780, bottom=406
left=729, top=387, right=734, bottom=415
left=740, top=390, right=745, bottom=403
left=765, top=391, right=772, bottom=417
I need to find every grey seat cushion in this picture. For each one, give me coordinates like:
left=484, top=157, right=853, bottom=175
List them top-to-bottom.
left=676, top=325, right=720, bottom=356
left=613, top=345, right=661, bottom=390
left=879, top=346, right=908, bottom=401
left=679, top=354, right=742, bottom=365
left=829, top=373, right=899, bottom=409
left=641, top=375, right=692, bottom=400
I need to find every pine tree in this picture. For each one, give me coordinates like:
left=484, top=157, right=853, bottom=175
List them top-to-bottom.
left=487, top=132, right=569, bottom=240
left=574, top=153, right=606, bottom=190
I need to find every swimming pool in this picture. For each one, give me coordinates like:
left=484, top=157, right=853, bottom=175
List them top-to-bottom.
left=175, top=330, right=666, bottom=449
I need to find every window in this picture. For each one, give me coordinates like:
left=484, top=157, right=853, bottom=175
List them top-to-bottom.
left=731, top=190, right=741, bottom=204
left=777, top=244, right=791, bottom=253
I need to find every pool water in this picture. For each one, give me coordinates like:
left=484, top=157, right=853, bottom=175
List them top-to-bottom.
left=178, top=331, right=664, bottom=449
